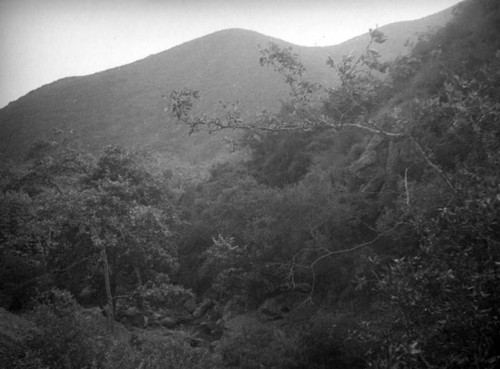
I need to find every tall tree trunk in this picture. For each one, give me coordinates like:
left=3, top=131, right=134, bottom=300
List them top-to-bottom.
left=101, top=248, right=115, bottom=336
left=135, top=266, right=143, bottom=286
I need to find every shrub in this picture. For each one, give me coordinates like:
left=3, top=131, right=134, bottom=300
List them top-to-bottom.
left=130, top=274, right=194, bottom=311
left=15, top=290, right=221, bottom=369
left=20, top=300, right=109, bottom=368
left=287, top=313, right=365, bottom=369
left=220, top=325, right=293, bottom=369
left=129, top=338, right=221, bottom=369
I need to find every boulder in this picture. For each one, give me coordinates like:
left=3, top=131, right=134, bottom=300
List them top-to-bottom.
left=183, top=295, right=197, bottom=313
left=258, top=297, right=285, bottom=321
left=193, top=298, right=214, bottom=318
left=220, top=299, right=244, bottom=323
left=118, top=306, right=145, bottom=327
left=219, top=313, right=264, bottom=345
left=160, top=317, right=178, bottom=329
left=198, top=321, right=217, bottom=335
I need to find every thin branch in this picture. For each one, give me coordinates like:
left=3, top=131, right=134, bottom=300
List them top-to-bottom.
left=339, top=122, right=406, bottom=138
left=408, top=135, right=457, bottom=193
left=404, top=168, right=410, bottom=206
left=289, top=222, right=404, bottom=303
left=310, top=222, right=403, bottom=269
left=52, top=256, right=94, bottom=274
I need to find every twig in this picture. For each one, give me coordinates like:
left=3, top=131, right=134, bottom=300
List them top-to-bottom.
left=408, top=135, right=457, bottom=194
left=404, top=168, right=410, bottom=206
left=310, top=222, right=403, bottom=268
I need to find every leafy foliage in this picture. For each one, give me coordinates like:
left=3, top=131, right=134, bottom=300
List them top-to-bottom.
left=169, top=1, right=500, bottom=367
left=3, top=2, right=500, bottom=368
left=243, top=129, right=314, bottom=188
left=0, top=143, right=180, bottom=311
left=13, top=291, right=221, bottom=369
left=288, top=313, right=365, bottom=369
left=220, top=325, right=294, bottom=369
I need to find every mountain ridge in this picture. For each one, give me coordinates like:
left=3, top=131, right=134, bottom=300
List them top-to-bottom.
left=0, top=6, right=455, bottom=163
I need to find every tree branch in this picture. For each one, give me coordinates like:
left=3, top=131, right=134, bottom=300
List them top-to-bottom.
left=408, top=135, right=457, bottom=193
left=288, top=222, right=404, bottom=302
left=310, top=222, right=403, bottom=269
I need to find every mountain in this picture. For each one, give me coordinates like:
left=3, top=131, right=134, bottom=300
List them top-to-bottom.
left=0, top=6, right=455, bottom=163
left=322, top=6, right=455, bottom=62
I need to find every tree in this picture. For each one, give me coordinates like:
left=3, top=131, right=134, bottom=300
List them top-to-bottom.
left=0, top=142, right=181, bottom=330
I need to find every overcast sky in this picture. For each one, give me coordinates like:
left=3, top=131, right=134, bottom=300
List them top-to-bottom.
left=0, top=0, right=462, bottom=108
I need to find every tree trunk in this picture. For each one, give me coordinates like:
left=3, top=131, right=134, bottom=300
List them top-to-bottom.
left=101, top=248, right=115, bottom=336
left=135, top=266, right=143, bottom=286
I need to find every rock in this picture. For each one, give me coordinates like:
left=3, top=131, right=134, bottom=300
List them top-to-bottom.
left=349, top=134, right=384, bottom=173
left=183, top=295, right=197, bottom=313
left=193, top=298, right=213, bottom=318
left=258, top=298, right=284, bottom=321
left=220, top=299, right=243, bottom=323
left=118, top=306, right=145, bottom=327
left=123, top=306, right=140, bottom=317
left=151, top=312, right=162, bottom=322
left=219, top=314, right=264, bottom=345
left=224, top=314, right=262, bottom=333
left=160, top=317, right=178, bottom=328
left=198, top=321, right=216, bottom=335
left=187, top=337, right=205, bottom=348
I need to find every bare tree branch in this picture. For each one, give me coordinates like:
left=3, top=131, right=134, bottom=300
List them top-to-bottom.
left=408, top=135, right=457, bottom=193
left=287, top=222, right=404, bottom=304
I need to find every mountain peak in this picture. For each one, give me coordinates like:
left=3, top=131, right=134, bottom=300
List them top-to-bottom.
left=0, top=7, right=454, bottom=162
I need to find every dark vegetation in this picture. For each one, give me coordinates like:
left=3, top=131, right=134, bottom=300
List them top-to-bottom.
left=1, top=0, right=499, bottom=367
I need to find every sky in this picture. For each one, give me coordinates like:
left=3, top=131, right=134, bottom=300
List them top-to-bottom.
left=0, top=0, right=462, bottom=108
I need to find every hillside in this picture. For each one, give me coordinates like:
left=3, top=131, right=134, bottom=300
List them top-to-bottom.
left=2, top=1, right=500, bottom=368
left=323, top=6, right=454, bottom=61
left=0, top=7, right=454, bottom=163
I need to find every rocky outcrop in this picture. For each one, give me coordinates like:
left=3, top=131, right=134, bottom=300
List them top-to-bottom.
left=349, top=134, right=392, bottom=195
left=349, top=135, right=384, bottom=173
